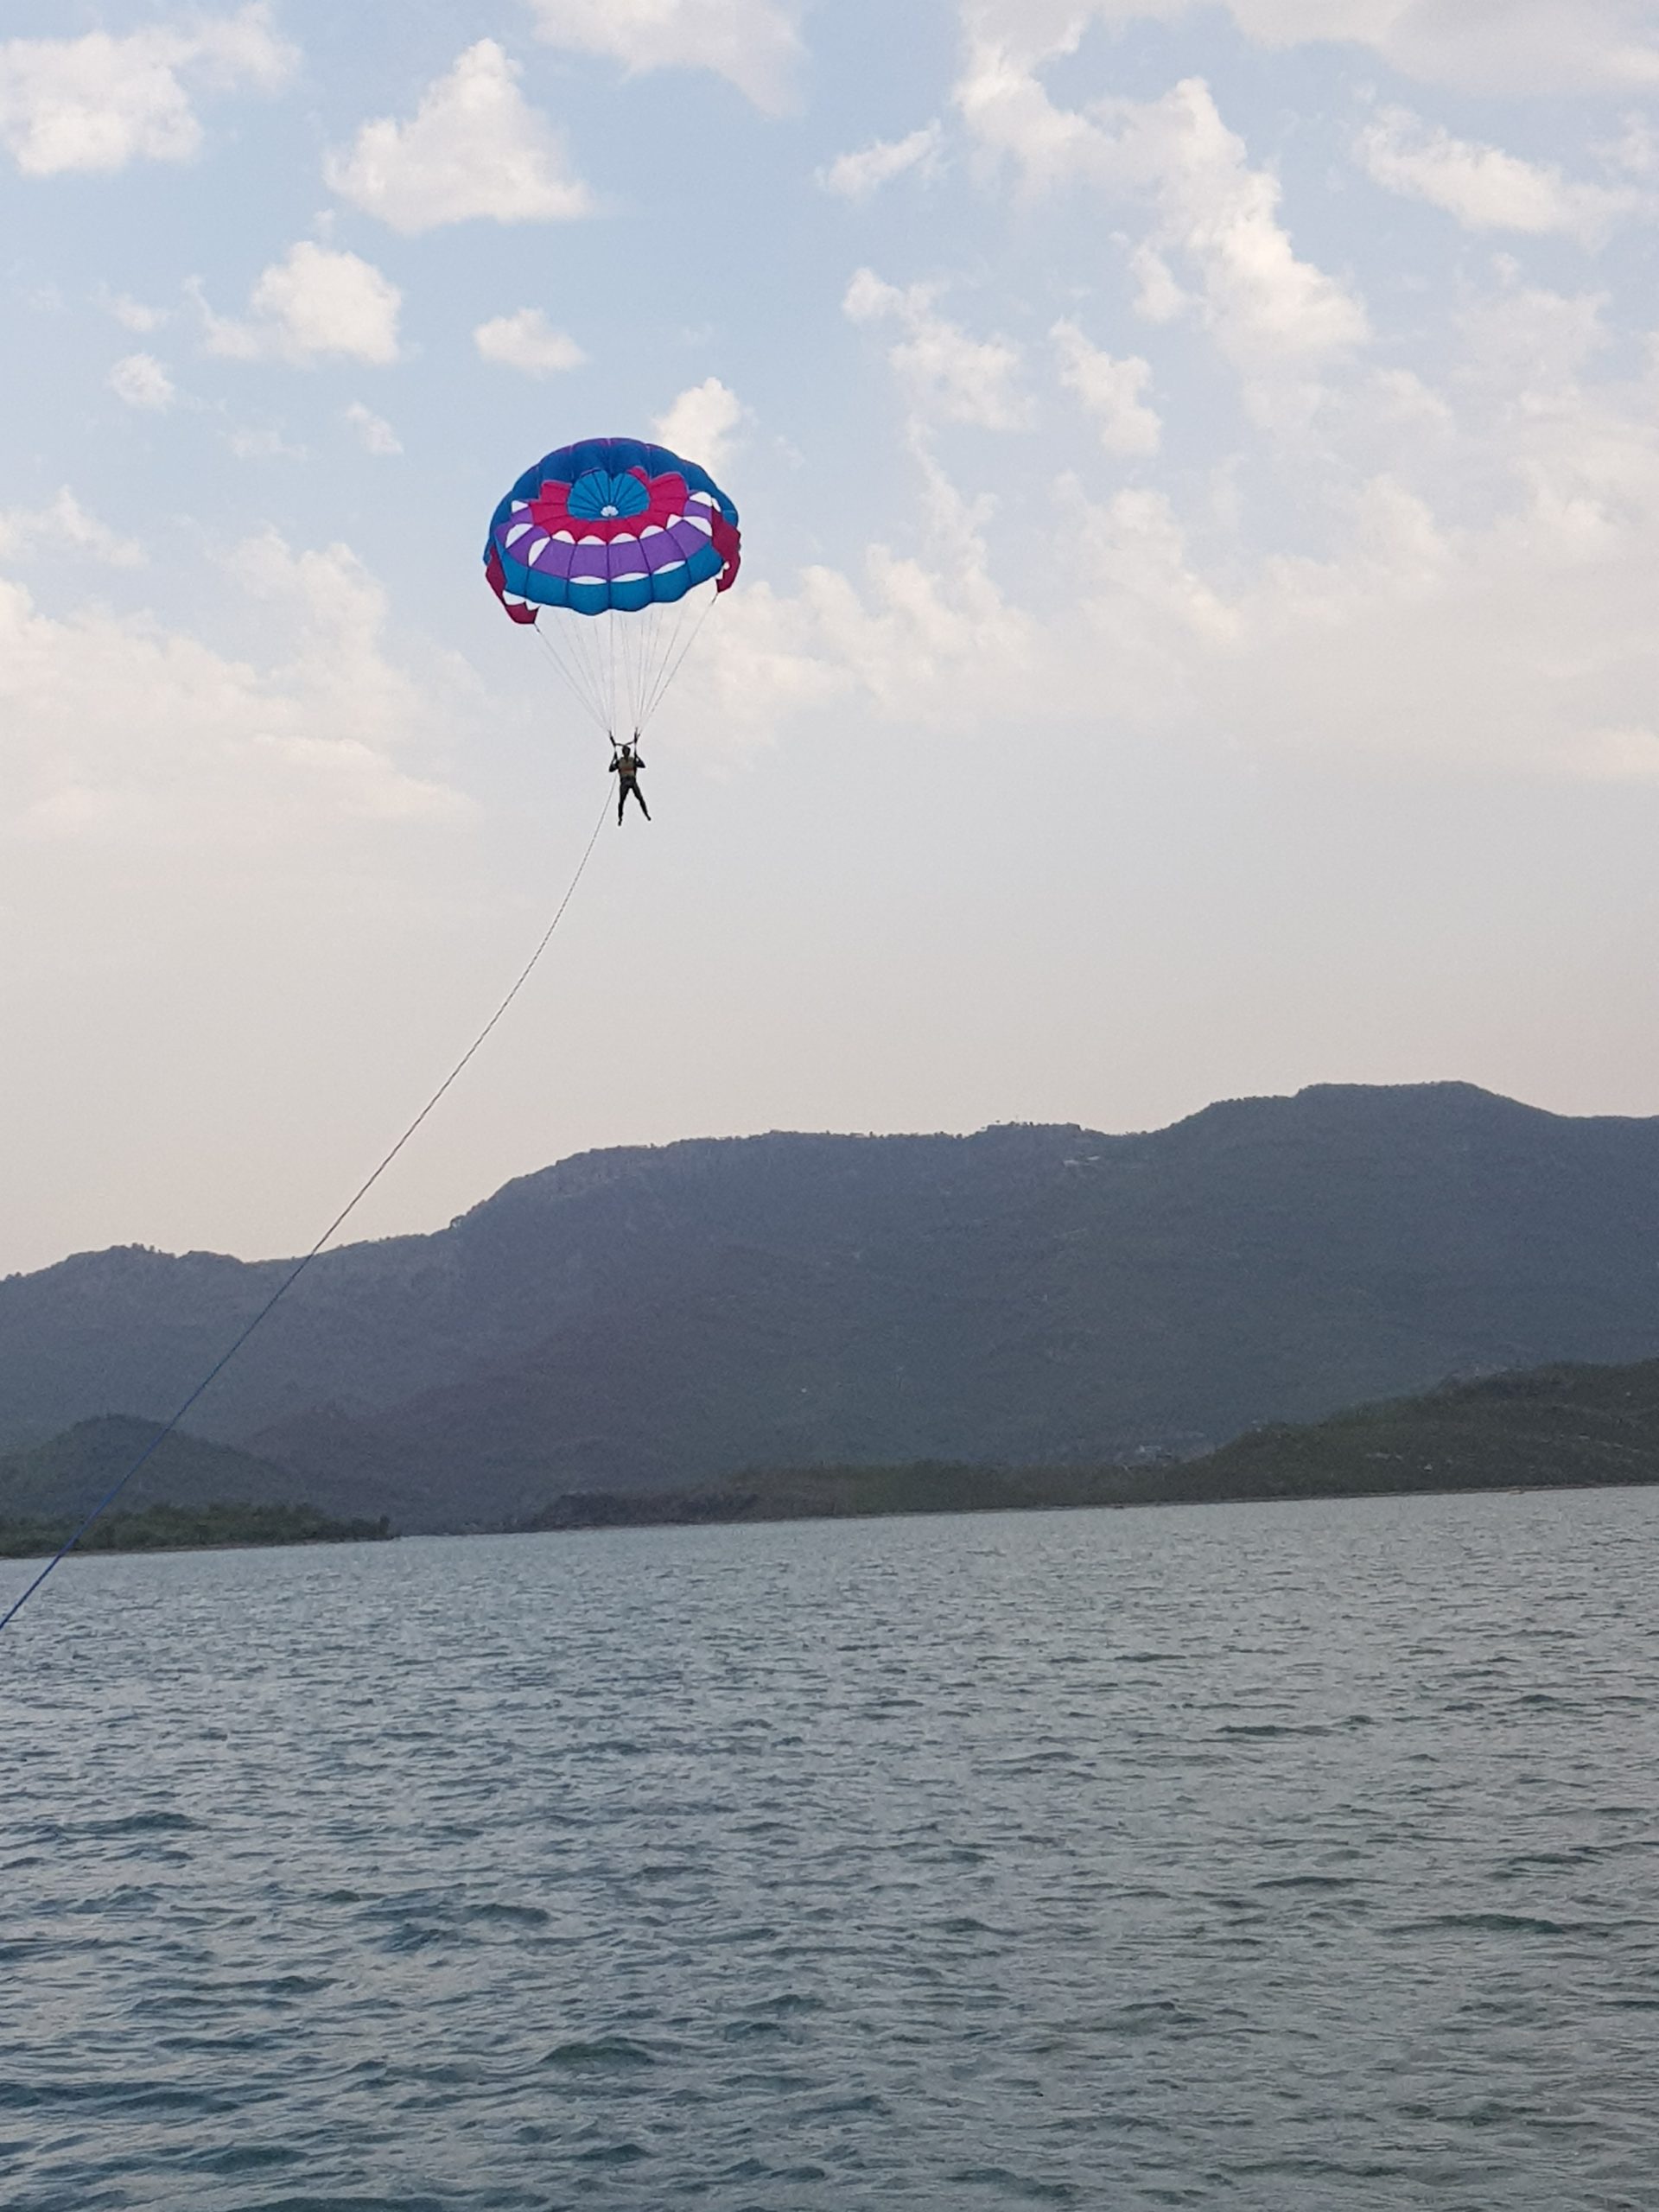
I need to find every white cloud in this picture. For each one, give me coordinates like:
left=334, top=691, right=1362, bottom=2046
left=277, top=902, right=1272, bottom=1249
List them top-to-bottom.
left=524, top=0, right=805, bottom=114
left=1315, top=0, right=1659, bottom=97
left=954, top=2, right=1659, bottom=98
left=0, top=5, right=296, bottom=177
left=324, top=40, right=591, bottom=234
left=953, top=57, right=1368, bottom=379
left=1141, top=83, right=1370, bottom=370
left=1357, top=107, right=1644, bottom=244
left=1599, top=111, right=1659, bottom=178
left=820, top=122, right=944, bottom=200
left=1128, top=241, right=1188, bottom=324
left=200, top=243, right=403, bottom=365
left=689, top=252, right=1659, bottom=791
left=844, top=269, right=1031, bottom=430
left=1455, top=272, right=1611, bottom=395
left=104, top=291, right=169, bottom=333
left=474, top=308, right=586, bottom=375
left=1051, top=321, right=1160, bottom=455
left=108, top=353, right=176, bottom=410
left=652, top=378, right=746, bottom=473
left=345, top=402, right=404, bottom=456
left=227, top=423, right=307, bottom=461
left=724, top=428, right=1659, bottom=782
left=1188, top=435, right=1659, bottom=782
left=683, top=442, right=1038, bottom=753
left=0, top=488, right=143, bottom=570
left=0, top=533, right=469, bottom=850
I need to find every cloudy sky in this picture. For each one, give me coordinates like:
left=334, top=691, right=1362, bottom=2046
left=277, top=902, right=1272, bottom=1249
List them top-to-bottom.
left=5, top=0, right=1659, bottom=1274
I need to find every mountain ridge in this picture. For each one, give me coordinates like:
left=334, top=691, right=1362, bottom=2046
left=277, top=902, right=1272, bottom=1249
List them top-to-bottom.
left=7, top=1081, right=1659, bottom=1529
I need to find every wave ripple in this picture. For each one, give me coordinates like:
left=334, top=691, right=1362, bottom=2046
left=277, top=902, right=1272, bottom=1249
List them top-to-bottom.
left=4, top=1488, right=1659, bottom=2209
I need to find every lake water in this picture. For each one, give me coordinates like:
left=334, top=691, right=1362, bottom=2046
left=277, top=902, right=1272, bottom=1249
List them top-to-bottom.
left=3, top=1490, right=1658, bottom=2211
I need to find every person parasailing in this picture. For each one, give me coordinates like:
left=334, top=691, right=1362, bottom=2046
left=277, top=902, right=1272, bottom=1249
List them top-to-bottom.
left=482, top=435, right=742, bottom=823
left=611, top=739, right=650, bottom=823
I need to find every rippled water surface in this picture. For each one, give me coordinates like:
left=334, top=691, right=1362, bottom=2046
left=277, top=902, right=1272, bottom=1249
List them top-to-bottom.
left=4, top=1491, right=1659, bottom=2210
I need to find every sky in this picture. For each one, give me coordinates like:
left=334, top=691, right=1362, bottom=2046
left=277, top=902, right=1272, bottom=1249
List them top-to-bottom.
left=5, top=0, right=1659, bottom=1276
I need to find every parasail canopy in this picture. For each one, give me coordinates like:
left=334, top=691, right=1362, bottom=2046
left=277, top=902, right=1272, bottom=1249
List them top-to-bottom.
left=485, top=435, right=741, bottom=742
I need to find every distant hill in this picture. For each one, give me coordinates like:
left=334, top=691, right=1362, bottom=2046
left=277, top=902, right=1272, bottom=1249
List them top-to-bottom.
left=7, top=1084, right=1659, bottom=1530
left=11, top=1351, right=1658, bottom=1552
left=1160, top=1355, right=1659, bottom=1503
left=521, top=1356, right=1659, bottom=1530
left=0, top=1415, right=321, bottom=1522
left=0, top=1418, right=393, bottom=1558
left=0, top=1499, right=392, bottom=1560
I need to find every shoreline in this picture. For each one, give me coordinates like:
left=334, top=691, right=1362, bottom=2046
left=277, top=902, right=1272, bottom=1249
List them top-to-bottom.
left=12, top=1465, right=1659, bottom=1563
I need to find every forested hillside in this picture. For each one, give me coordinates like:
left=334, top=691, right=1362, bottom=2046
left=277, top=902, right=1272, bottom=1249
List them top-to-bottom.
left=6, top=1084, right=1659, bottom=1529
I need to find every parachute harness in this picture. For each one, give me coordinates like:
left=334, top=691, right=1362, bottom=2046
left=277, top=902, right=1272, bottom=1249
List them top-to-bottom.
left=0, top=791, right=613, bottom=1638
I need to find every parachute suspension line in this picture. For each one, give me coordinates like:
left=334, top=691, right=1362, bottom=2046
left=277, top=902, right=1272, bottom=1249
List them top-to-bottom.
left=524, top=578, right=721, bottom=749
left=639, top=583, right=719, bottom=735
left=531, top=593, right=712, bottom=751
left=637, top=596, right=687, bottom=731
left=632, top=604, right=660, bottom=735
left=625, top=606, right=650, bottom=737
left=638, top=606, right=663, bottom=734
left=614, top=610, right=632, bottom=739
left=616, top=612, right=633, bottom=738
left=555, top=613, right=610, bottom=740
left=575, top=615, right=613, bottom=738
left=529, top=619, right=610, bottom=738
left=0, top=790, right=613, bottom=1641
